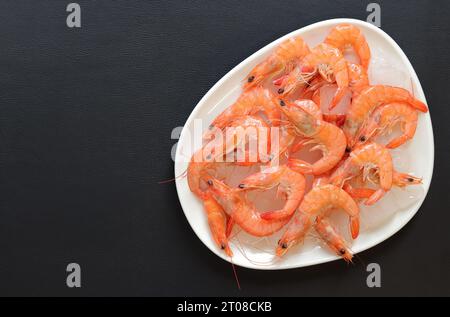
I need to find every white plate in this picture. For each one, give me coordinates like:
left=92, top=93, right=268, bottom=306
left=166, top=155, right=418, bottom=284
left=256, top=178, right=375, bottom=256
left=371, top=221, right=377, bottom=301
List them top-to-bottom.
left=174, top=18, right=434, bottom=270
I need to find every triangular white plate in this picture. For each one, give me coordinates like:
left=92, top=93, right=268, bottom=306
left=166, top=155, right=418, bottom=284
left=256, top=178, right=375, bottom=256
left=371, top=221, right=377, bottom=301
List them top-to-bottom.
left=174, top=18, right=434, bottom=270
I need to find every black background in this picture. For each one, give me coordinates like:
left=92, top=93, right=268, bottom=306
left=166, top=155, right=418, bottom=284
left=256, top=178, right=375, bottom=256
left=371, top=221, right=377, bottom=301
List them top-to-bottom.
left=0, top=0, right=449, bottom=296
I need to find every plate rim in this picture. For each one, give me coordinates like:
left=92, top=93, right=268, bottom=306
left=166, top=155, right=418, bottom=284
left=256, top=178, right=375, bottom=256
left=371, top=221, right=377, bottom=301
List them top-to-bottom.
left=174, top=18, right=435, bottom=270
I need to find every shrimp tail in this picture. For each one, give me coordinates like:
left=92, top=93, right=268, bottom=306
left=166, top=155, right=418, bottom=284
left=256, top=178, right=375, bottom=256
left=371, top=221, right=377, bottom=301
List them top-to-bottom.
left=329, top=86, right=349, bottom=110
left=411, top=99, right=428, bottom=113
left=323, top=113, right=346, bottom=127
left=287, top=158, right=313, bottom=174
left=343, top=183, right=375, bottom=199
left=365, top=188, right=386, bottom=205
left=350, top=216, right=360, bottom=239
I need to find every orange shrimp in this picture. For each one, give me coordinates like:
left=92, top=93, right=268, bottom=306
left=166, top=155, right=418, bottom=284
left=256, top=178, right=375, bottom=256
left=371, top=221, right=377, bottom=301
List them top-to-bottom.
left=324, top=23, right=371, bottom=70
left=244, top=36, right=311, bottom=90
left=299, top=43, right=349, bottom=109
left=301, top=62, right=368, bottom=112
left=347, top=63, right=369, bottom=96
left=276, top=65, right=315, bottom=99
left=344, top=85, right=428, bottom=149
left=206, top=88, right=280, bottom=140
left=293, top=99, right=323, bottom=120
left=278, top=100, right=347, bottom=175
left=354, top=102, right=418, bottom=149
left=190, top=114, right=272, bottom=196
left=220, top=115, right=272, bottom=166
left=329, top=142, right=393, bottom=205
left=187, top=147, right=221, bottom=200
left=237, top=165, right=306, bottom=220
left=343, top=171, right=422, bottom=200
left=393, top=171, right=422, bottom=187
left=205, top=177, right=290, bottom=237
left=276, top=184, right=359, bottom=256
left=203, top=193, right=233, bottom=257
left=315, top=216, right=353, bottom=263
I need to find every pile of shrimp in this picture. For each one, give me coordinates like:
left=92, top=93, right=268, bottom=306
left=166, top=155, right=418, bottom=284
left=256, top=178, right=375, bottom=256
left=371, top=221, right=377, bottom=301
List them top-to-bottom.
left=187, top=24, right=428, bottom=263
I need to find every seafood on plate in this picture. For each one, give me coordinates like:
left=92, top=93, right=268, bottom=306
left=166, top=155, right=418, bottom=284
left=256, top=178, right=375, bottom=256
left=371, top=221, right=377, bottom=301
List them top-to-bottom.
left=184, top=23, right=428, bottom=264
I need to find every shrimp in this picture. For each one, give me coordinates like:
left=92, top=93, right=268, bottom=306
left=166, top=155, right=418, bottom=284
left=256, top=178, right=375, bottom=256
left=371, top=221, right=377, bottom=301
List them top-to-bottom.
left=324, top=23, right=371, bottom=70
left=244, top=36, right=311, bottom=90
left=299, top=43, right=349, bottom=109
left=305, top=62, right=369, bottom=100
left=347, top=63, right=369, bottom=96
left=276, top=65, right=315, bottom=99
left=344, top=85, right=428, bottom=149
left=206, top=88, right=280, bottom=140
left=278, top=99, right=347, bottom=175
left=293, top=99, right=323, bottom=120
left=354, top=102, right=418, bottom=149
left=190, top=114, right=272, bottom=196
left=220, top=115, right=272, bottom=166
left=329, top=142, right=393, bottom=205
left=187, top=147, right=221, bottom=200
left=187, top=148, right=233, bottom=256
left=237, top=165, right=306, bottom=220
left=343, top=171, right=422, bottom=200
left=393, top=171, right=422, bottom=187
left=205, top=177, right=290, bottom=237
left=276, top=184, right=359, bottom=256
left=203, top=193, right=233, bottom=257
left=315, top=216, right=353, bottom=263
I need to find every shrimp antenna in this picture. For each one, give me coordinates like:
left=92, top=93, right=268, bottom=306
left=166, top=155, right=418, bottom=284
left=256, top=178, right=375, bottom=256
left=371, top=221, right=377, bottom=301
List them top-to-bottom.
left=298, top=71, right=316, bottom=86
left=157, top=169, right=187, bottom=184
left=230, top=236, right=280, bottom=267
left=352, top=252, right=366, bottom=268
left=230, top=260, right=241, bottom=290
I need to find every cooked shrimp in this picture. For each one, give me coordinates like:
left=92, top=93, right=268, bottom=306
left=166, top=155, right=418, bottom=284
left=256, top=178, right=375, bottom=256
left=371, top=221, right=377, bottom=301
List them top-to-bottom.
left=324, top=23, right=371, bottom=70
left=244, top=36, right=311, bottom=90
left=299, top=43, right=349, bottom=109
left=300, top=62, right=368, bottom=112
left=347, top=63, right=369, bottom=96
left=276, top=65, right=315, bottom=98
left=344, top=85, right=428, bottom=149
left=206, top=88, right=280, bottom=140
left=278, top=99, right=347, bottom=175
left=293, top=99, right=323, bottom=120
left=355, top=102, right=418, bottom=149
left=322, top=113, right=346, bottom=127
left=190, top=115, right=272, bottom=196
left=220, top=115, right=271, bottom=166
left=329, top=142, right=393, bottom=205
left=187, top=147, right=221, bottom=200
left=237, top=165, right=306, bottom=220
left=343, top=171, right=422, bottom=200
left=393, top=171, right=422, bottom=187
left=206, top=177, right=290, bottom=237
left=276, top=184, right=359, bottom=256
left=203, top=193, right=233, bottom=257
left=315, top=216, right=353, bottom=263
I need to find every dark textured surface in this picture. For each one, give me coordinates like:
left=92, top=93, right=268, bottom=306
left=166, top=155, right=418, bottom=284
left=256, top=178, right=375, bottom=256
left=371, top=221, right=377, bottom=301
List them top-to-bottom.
left=0, top=0, right=449, bottom=296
